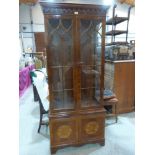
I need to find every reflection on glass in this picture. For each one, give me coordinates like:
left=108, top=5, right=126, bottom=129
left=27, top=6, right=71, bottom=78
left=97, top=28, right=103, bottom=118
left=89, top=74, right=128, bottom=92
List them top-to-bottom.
left=48, top=17, right=74, bottom=110
left=48, top=18, right=73, bottom=66
left=80, top=18, right=102, bottom=107
left=80, top=19, right=102, bottom=66
left=51, top=66, right=74, bottom=110
left=81, top=66, right=101, bottom=107
left=63, top=67, right=73, bottom=89
left=52, top=68, right=63, bottom=91
left=81, top=89, right=99, bottom=107
left=53, top=90, right=74, bottom=109
left=64, top=90, right=74, bottom=109
left=53, top=91, right=63, bottom=109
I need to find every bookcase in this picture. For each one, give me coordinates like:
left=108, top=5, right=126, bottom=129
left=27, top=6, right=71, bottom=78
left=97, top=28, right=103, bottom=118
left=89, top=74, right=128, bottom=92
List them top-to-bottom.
left=40, top=2, right=108, bottom=153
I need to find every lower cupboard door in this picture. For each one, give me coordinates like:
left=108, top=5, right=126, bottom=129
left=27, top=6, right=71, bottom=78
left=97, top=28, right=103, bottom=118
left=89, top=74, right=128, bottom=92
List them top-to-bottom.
left=79, top=114, right=105, bottom=143
left=50, top=118, right=78, bottom=146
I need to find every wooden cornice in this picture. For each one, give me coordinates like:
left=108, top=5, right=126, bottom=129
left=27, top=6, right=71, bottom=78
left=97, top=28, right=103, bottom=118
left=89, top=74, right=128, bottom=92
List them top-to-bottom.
left=19, top=0, right=38, bottom=5
left=118, top=0, right=135, bottom=6
left=40, top=2, right=109, bottom=16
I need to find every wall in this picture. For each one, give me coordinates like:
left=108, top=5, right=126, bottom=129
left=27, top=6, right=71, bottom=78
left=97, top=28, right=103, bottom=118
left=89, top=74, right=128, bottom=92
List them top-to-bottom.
left=19, top=0, right=135, bottom=54
left=19, top=3, right=44, bottom=54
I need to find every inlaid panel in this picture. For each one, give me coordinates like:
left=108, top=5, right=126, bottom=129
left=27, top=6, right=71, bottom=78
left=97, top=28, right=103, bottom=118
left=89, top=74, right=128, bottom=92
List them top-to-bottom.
left=79, top=115, right=104, bottom=142
left=50, top=118, right=77, bottom=146
left=85, top=121, right=99, bottom=135
left=57, top=125, right=72, bottom=139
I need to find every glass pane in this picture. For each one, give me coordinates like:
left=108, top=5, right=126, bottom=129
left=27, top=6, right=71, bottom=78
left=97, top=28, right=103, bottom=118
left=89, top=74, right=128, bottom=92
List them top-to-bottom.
left=47, top=17, right=75, bottom=111
left=48, top=18, right=73, bottom=66
left=80, top=18, right=103, bottom=108
left=80, top=19, right=102, bottom=66
left=50, top=66, right=74, bottom=110
left=81, top=66, right=100, bottom=88
left=81, top=66, right=101, bottom=107
left=51, top=67, right=63, bottom=91
left=63, top=67, right=73, bottom=89
left=81, top=89, right=99, bottom=107
left=53, top=90, right=74, bottom=109
left=64, top=90, right=74, bottom=109
left=53, top=91, right=63, bottom=109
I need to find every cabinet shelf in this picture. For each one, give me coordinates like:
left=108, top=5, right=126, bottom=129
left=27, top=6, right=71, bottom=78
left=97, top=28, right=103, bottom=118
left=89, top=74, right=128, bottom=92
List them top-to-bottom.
left=106, top=17, right=128, bottom=25
left=106, top=30, right=127, bottom=36
left=106, top=41, right=129, bottom=46
left=50, top=65, right=101, bottom=68
left=50, top=65, right=73, bottom=68
left=82, top=69, right=100, bottom=75
left=52, top=87, right=100, bottom=93
left=81, top=87, right=98, bottom=90
left=53, top=89, right=73, bottom=92
left=53, top=101, right=74, bottom=110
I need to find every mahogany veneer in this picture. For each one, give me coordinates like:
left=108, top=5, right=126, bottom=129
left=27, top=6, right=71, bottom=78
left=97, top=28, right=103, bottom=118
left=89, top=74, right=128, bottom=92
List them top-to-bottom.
left=40, top=2, right=108, bottom=153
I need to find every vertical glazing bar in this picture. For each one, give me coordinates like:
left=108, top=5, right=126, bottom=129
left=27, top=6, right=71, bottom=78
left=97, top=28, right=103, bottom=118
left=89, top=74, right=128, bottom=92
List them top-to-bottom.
left=75, top=15, right=81, bottom=110
left=101, top=16, right=106, bottom=100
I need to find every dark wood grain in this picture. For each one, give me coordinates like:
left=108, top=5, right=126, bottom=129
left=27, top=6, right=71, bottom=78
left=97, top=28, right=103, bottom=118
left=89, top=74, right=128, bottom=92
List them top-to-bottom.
left=40, top=2, right=107, bottom=153
left=34, top=32, right=46, bottom=52
left=104, top=61, right=135, bottom=114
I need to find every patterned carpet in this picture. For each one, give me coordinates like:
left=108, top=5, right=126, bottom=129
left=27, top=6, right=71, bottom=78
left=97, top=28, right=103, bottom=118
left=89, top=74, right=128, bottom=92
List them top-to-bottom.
left=19, top=85, right=134, bottom=155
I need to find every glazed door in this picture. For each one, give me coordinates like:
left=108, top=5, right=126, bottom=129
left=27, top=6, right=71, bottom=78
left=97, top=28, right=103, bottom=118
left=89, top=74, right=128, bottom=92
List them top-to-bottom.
left=45, top=15, right=76, bottom=111
left=77, top=16, right=105, bottom=108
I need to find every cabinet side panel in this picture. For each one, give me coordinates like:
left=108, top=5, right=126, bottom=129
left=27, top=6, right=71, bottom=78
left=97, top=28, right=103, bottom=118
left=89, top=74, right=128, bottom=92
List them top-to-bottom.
left=114, top=62, right=135, bottom=113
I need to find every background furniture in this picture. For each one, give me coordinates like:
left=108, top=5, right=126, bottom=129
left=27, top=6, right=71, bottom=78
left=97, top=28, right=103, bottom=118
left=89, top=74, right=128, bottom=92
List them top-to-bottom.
left=19, top=0, right=38, bottom=4
left=119, top=0, right=135, bottom=6
left=40, top=2, right=108, bottom=153
left=105, top=4, right=134, bottom=61
left=106, top=4, right=132, bottom=46
left=34, top=32, right=46, bottom=52
left=25, top=52, right=46, bottom=68
left=104, top=60, right=135, bottom=114
left=19, top=64, right=35, bottom=97
left=30, top=68, right=48, bottom=102
left=30, top=70, right=38, bottom=101
left=32, top=70, right=49, bottom=133
left=103, top=89, right=118, bottom=123
left=104, top=97, right=118, bottom=123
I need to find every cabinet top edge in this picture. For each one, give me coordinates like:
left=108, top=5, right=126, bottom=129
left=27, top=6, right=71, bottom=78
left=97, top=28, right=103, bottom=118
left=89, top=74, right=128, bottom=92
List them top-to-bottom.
left=39, top=2, right=109, bottom=15
left=39, top=2, right=109, bottom=9
left=105, top=59, right=135, bottom=63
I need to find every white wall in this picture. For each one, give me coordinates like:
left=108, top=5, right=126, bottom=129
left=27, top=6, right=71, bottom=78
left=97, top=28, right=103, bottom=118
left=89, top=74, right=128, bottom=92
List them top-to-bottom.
left=19, top=0, right=135, bottom=53
left=19, top=3, right=44, bottom=54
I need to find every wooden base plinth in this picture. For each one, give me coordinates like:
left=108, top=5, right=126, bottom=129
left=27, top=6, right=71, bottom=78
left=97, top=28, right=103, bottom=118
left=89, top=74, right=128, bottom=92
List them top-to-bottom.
left=50, top=139, right=105, bottom=154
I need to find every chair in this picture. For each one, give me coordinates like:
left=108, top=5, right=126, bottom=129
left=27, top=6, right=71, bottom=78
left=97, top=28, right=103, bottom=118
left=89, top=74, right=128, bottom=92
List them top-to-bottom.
left=30, top=69, right=48, bottom=102
left=31, top=70, right=49, bottom=133
left=30, top=71, right=38, bottom=102
left=103, top=89, right=118, bottom=123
